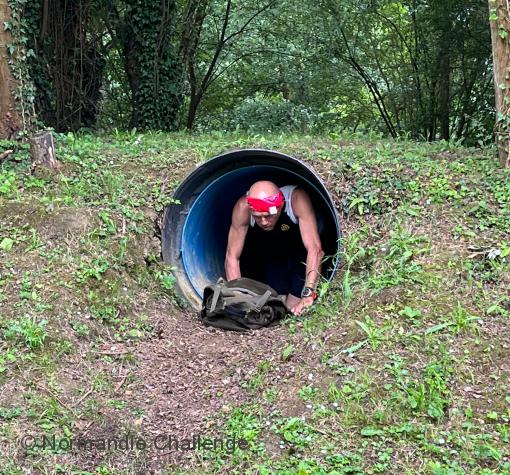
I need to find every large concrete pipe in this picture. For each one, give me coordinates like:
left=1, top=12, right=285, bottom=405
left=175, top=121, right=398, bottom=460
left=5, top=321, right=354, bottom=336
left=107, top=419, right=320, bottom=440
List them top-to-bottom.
left=161, top=149, right=341, bottom=309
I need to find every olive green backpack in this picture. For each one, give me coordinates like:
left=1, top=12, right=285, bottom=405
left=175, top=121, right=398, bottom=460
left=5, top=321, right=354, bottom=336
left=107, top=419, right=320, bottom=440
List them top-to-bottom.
left=200, top=277, right=289, bottom=331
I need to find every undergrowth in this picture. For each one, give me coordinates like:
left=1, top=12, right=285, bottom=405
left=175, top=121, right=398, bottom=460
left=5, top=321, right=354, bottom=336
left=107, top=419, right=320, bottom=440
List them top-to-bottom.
left=0, top=132, right=509, bottom=474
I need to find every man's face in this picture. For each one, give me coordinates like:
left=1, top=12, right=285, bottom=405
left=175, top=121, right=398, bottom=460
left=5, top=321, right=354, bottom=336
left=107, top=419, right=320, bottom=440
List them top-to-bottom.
left=251, top=206, right=282, bottom=231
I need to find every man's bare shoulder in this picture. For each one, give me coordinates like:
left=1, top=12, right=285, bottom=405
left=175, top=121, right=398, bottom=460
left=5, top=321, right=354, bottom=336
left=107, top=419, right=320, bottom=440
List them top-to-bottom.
left=291, top=186, right=311, bottom=201
left=291, top=187, right=313, bottom=216
left=232, top=196, right=250, bottom=226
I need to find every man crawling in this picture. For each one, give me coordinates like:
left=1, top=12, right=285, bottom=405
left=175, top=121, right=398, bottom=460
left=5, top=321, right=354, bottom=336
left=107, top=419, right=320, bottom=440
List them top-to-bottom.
left=225, top=180, right=324, bottom=315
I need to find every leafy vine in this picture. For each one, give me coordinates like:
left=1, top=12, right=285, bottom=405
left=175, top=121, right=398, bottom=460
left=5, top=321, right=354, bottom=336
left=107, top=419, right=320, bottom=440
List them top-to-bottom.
left=4, top=0, right=40, bottom=134
left=122, top=0, right=183, bottom=130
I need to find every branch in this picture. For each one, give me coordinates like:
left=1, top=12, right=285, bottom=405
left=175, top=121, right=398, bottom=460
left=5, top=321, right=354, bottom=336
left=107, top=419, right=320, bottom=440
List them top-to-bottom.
left=198, top=0, right=232, bottom=95
left=201, top=0, right=277, bottom=91
left=223, top=0, right=277, bottom=45
left=208, top=48, right=298, bottom=85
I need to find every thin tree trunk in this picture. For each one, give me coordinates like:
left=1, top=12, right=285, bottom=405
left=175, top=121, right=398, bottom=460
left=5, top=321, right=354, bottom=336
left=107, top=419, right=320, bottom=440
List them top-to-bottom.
left=0, top=0, right=22, bottom=138
left=488, top=0, right=510, bottom=167
left=438, top=48, right=451, bottom=140
left=186, top=93, right=201, bottom=130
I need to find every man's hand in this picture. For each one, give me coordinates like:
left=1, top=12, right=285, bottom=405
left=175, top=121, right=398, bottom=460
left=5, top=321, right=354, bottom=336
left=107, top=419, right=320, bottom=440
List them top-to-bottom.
left=290, top=296, right=315, bottom=315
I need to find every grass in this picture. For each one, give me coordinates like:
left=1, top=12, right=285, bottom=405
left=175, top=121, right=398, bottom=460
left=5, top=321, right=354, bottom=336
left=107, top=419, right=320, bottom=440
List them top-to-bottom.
left=0, top=131, right=509, bottom=474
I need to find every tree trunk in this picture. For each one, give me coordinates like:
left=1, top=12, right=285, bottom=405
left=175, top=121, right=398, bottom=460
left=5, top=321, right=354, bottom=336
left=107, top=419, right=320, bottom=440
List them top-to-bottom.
left=0, top=0, right=22, bottom=138
left=488, top=0, right=510, bottom=167
left=437, top=48, right=451, bottom=140
left=186, top=93, right=201, bottom=130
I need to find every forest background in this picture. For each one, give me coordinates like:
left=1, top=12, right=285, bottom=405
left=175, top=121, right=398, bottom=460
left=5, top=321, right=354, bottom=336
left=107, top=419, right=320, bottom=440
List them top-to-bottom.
left=1, top=0, right=507, bottom=152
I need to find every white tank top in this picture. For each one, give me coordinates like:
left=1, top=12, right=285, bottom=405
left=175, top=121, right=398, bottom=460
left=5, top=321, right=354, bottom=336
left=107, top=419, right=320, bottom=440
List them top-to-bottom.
left=249, top=185, right=298, bottom=227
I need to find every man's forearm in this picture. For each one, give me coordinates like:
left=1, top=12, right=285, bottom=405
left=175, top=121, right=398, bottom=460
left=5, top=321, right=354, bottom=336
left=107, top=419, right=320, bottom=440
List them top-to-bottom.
left=304, top=247, right=324, bottom=289
left=225, top=256, right=241, bottom=281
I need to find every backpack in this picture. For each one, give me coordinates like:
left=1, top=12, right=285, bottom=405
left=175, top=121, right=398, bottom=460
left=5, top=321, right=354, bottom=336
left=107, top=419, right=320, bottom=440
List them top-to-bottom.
left=200, top=277, right=289, bottom=331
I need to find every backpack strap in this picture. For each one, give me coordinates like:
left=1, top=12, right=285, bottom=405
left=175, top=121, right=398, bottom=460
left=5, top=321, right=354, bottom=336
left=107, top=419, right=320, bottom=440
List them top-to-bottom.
left=209, top=285, right=223, bottom=312
left=226, top=287, right=259, bottom=296
left=254, top=289, right=272, bottom=311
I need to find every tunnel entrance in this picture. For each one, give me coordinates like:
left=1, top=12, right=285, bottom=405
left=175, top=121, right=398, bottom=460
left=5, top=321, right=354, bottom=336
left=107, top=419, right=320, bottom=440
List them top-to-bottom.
left=162, top=149, right=341, bottom=309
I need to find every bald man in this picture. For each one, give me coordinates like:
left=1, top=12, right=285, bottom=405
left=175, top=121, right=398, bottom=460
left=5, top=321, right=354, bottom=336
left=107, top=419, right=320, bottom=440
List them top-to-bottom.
left=225, top=181, right=324, bottom=315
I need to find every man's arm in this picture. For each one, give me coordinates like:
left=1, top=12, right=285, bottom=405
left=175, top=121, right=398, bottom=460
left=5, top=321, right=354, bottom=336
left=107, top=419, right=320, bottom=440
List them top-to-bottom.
left=293, top=188, right=325, bottom=291
left=225, top=197, right=250, bottom=281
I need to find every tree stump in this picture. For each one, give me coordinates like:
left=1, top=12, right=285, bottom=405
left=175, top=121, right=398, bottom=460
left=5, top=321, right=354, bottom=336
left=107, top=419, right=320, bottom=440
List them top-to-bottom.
left=29, top=132, right=59, bottom=169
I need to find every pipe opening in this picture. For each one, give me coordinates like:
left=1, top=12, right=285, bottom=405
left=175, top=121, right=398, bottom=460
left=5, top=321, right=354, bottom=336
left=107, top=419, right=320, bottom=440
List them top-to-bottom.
left=162, top=149, right=341, bottom=309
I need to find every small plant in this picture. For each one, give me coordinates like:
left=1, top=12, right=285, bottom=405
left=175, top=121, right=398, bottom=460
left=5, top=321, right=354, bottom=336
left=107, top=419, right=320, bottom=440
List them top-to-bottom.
left=0, top=170, right=17, bottom=197
left=98, top=210, right=118, bottom=235
left=369, top=225, right=429, bottom=292
left=338, top=229, right=376, bottom=308
left=0, top=237, right=15, bottom=251
left=76, top=257, right=110, bottom=282
left=157, top=271, right=176, bottom=290
left=19, top=276, right=39, bottom=301
left=90, top=303, right=118, bottom=324
left=425, top=303, right=480, bottom=335
left=450, top=303, right=480, bottom=334
left=399, top=306, right=423, bottom=326
left=3, top=315, right=49, bottom=350
left=356, top=316, right=387, bottom=350
left=70, top=321, right=90, bottom=338
left=281, top=344, right=294, bottom=361
left=0, top=348, right=17, bottom=373
left=246, top=360, right=270, bottom=390
left=404, top=362, right=451, bottom=419
left=327, top=381, right=342, bottom=403
left=298, top=385, right=319, bottom=401
left=107, top=399, right=127, bottom=410
left=226, top=406, right=262, bottom=447
left=0, top=407, right=22, bottom=420
left=274, top=417, right=317, bottom=448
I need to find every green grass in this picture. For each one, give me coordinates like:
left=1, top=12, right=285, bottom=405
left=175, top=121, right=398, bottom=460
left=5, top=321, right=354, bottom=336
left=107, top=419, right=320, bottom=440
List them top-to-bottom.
left=0, top=131, right=509, bottom=474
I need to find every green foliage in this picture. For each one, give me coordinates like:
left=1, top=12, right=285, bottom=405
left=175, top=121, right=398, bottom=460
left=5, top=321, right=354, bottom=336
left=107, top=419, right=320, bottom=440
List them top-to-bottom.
left=4, top=0, right=495, bottom=140
left=5, top=0, right=40, bottom=133
left=121, top=0, right=182, bottom=130
left=197, top=94, right=315, bottom=133
left=343, top=167, right=411, bottom=215
left=0, top=171, right=18, bottom=197
left=368, top=225, right=429, bottom=292
left=76, top=257, right=110, bottom=283
left=155, top=268, right=177, bottom=291
left=2, top=315, right=48, bottom=351
left=405, top=361, right=452, bottom=420
left=273, top=416, right=317, bottom=448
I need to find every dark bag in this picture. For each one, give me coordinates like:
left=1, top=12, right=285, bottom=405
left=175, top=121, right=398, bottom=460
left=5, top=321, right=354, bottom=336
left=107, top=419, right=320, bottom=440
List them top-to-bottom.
left=200, top=277, right=289, bottom=331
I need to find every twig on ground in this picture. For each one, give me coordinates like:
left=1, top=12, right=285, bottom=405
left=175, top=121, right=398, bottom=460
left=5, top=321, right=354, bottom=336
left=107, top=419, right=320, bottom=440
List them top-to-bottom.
left=0, top=149, right=14, bottom=161
left=115, top=366, right=128, bottom=392
left=73, top=387, right=94, bottom=408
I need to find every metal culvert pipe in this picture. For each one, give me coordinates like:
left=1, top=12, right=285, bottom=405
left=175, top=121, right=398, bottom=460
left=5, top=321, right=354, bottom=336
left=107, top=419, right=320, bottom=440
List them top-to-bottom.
left=162, top=149, right=341, bottom=309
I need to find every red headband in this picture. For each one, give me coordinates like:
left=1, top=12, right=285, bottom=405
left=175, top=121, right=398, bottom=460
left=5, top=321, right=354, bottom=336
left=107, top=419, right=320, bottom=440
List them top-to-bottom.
left=246, top=191, right=284, bottom=214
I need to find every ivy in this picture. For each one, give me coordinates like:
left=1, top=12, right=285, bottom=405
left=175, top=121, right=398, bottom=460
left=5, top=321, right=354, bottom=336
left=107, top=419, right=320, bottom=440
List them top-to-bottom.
left=5, top=0, right=41, bottom=134
left=122, top=0, right=183, bottom=131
